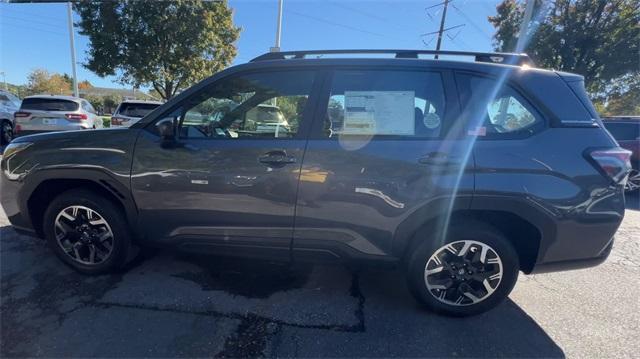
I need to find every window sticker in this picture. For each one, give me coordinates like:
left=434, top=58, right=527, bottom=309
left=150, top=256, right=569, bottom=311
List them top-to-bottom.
left=343, top=91, right=415, bottom=135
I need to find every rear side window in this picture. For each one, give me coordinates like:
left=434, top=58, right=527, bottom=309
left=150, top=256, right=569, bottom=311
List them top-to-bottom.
left=324, top=70, right=446, bottom=138
left=458, top=74, right=543, bottom=137
left=21, top=98, right=79, bottom=111
left=81, top=100, right=96, bottom=114
left=117, top=103, right=160, bottom=118
left=604, top=122, right=640, bottom=141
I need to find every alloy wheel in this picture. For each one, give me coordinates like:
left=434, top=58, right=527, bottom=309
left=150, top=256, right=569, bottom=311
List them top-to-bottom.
left=625, top=170, right=640, bottom=192
left=54, top=206, right=115, bottom=265
left=424, top=240, right=503, bottom=306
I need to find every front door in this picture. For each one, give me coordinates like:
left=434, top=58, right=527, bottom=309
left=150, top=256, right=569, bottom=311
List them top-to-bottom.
left=131, top=70, right=319, bottom=259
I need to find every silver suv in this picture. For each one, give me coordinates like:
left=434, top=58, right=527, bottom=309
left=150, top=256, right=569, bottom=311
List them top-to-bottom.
left=0, top=90, right=21, bottom=145
left=14, top=95, right=102, bottom=137
left=111, top=100, right=162, bottom=127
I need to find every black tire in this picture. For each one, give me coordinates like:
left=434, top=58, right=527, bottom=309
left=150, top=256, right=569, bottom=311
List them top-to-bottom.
left=1, top=120, right=13, bottom=146
left=43, top=189, right=132, bottom=275
left=406, top=220, right=519, bottom=316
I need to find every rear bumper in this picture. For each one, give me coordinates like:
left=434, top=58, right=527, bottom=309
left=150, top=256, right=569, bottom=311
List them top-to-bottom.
left=528, top=236, right=614, bottom=274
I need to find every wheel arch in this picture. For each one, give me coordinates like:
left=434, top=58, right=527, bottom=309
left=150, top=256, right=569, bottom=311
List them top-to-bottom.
left=21, top=170, right=138, bottom=238
left=401, top=209, right=544, bottom=273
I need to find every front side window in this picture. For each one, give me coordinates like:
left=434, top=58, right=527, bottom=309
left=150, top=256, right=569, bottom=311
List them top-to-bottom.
left=324, top=70, right=446, bottom=138
left=180, top=71, right=315, bottom=140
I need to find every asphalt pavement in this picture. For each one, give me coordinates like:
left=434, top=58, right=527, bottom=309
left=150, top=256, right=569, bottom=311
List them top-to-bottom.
left=1, top=198, right=638, bottom=358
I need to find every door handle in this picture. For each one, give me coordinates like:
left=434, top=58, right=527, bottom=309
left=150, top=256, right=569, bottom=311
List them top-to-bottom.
left=258, top=150, right=296, bottom=167
left=418, top=152, right=462, bottom=166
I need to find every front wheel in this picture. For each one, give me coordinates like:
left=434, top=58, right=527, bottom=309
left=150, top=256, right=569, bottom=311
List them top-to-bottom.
left=43, top=189, right=132, bottom=274
left=406, top=221, right=519, bottom=316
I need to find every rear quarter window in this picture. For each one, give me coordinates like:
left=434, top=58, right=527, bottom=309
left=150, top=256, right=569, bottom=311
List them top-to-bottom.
left=456, top=73, right=544, bottom=138
left=21, top=98, right=79, bottom=111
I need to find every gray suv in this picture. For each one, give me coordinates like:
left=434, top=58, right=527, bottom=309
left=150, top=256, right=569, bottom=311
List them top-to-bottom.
left=0, top=50, right=631, bottom=316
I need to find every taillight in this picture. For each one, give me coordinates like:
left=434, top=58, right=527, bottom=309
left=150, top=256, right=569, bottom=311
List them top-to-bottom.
left=14, top=111, right=30, bottom=119
left=65, top=113, right=88, bottom=121
left=589, top=148, right=632, bottom=184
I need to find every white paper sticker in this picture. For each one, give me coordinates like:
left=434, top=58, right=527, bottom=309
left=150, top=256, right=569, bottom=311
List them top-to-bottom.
left=343, top=91, right=415, bottom=135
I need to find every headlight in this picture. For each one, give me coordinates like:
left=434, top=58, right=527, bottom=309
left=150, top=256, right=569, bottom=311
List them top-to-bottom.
left=2, top=142, right=32, bottom=159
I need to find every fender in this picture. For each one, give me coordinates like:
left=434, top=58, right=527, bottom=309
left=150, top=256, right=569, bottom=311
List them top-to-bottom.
left=17, top=167, right=139, bottom=237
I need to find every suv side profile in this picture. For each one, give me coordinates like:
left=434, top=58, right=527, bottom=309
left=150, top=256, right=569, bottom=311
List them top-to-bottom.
left=1, top=50, right=631, bottom=316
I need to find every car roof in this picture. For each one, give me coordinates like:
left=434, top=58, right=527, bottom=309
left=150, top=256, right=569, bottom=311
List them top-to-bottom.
left=24, top=94, right=83, bottom=102
left=120, top=100, right=163, bottom=105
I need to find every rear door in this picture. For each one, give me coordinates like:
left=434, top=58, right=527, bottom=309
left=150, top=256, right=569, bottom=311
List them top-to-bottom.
left=292, top=67, right=474, bottom=261
left=131, top=69, right=321, bottom=259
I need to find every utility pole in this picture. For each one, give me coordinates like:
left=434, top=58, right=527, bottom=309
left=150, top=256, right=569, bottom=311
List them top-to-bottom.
left=270, top=0, right=283, bottom=52
left=434, top=0, right=450, bottom=59
left=516, top=0, right=535, bottom=52
left=67, top=2, right=79, bottom=97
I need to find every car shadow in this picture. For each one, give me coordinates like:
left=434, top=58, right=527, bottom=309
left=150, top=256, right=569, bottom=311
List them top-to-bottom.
left=1, top=224, right=564, bottom=358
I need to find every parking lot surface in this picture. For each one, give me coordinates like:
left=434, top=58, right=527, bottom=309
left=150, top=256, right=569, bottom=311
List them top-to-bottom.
left=1, top=201, right=638, bottom=358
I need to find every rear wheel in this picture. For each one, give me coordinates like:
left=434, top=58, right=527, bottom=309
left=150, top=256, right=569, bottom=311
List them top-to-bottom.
left=1, top=120, right=13, bottom=145
left=625, top=169, right=640, bottom=193
left=43, top=189, right=132, bottom=274
left=406, top=221, right=519, bottom=316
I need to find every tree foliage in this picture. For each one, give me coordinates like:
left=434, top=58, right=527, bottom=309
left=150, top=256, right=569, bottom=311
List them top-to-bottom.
left=74, top=0, right=241, bottom=100
left=489, top=0, right=640, bottom=114
left=26, top=69, right=72, bottom=96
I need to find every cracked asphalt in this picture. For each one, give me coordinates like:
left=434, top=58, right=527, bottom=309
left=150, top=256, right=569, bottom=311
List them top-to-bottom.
left=1, top=198, right=638, bottom=358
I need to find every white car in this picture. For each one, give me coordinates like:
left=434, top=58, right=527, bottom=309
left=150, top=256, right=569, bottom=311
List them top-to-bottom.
left=0, top=90, right=21, bottom=145
left=14, top=95, right=102, bottom=137
left=111, top=100, right=162, bottom=127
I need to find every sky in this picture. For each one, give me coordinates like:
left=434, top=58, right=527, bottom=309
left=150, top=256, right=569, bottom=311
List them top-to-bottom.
left=0, top=0, right=501, bottom=90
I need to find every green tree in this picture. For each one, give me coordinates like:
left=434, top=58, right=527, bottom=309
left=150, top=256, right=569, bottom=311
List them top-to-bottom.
left=74, top=0, right=241, bottom=100
left=489, top=0, right=640, bottom=113
left=26, top=69, right=72, bottom=96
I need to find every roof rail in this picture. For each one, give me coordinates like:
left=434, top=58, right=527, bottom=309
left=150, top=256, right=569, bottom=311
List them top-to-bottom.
left=250, top=49, right=533, bottom=66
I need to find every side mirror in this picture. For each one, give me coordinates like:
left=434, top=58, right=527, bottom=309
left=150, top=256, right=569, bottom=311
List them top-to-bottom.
left=156, top=119, right=176, bottom=147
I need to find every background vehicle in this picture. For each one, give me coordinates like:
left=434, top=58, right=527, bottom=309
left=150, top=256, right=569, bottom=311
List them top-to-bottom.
left=0, top=50, right=631, bottom=316
left=0, top=90, right=21, bottom=145
left=13, top=95, right=102, bottom=137
left=111, top=100, right=162, bottom=127
left=245, top=104, right=291, bottom=136
left=602, top=116, right=640, bottom=192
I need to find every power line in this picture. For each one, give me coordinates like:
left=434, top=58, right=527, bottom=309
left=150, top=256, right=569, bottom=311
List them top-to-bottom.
left=450, top=3, right=493, bottom=40
left=2, top=7, right=66, bottom=22
left=287, top=9, right=384, bottom=37
left=1, top=14, right=64, bottom=29
left=0, top=20, right=66, bottom=36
